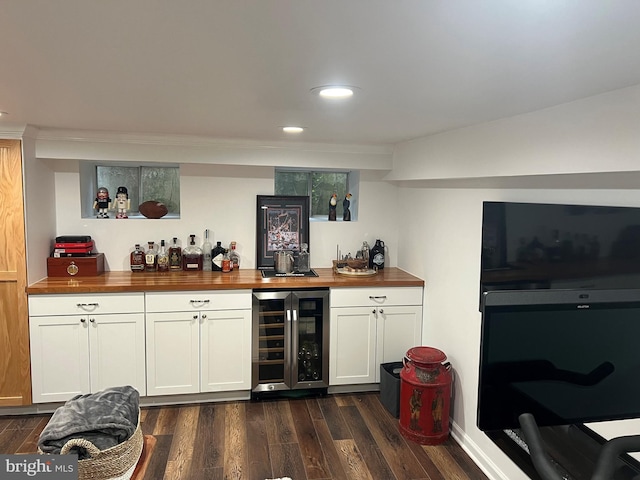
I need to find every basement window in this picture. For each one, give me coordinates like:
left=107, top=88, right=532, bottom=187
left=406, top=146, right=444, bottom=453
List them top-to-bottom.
left=80, top=163, right=180, bottom=218
left=275, top=169, right=359, bottom=221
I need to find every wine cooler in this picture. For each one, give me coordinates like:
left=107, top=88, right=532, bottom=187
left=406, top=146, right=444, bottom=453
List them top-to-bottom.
left=252, top=289, right=329, bottom=395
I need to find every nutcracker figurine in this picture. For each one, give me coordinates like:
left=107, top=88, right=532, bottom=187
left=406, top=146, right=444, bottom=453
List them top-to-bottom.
left=114, top=186, right=131, bottom=219
left=93, top=187, right=112, bottom=218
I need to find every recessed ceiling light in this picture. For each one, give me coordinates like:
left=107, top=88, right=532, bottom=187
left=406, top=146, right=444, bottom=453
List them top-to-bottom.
left=311, top=85, right=357, bottom=99
left=282, top=126, right=305, bottom=133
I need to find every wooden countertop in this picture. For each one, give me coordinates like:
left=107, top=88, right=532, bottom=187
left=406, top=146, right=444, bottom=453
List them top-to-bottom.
left=26, top=267, right=424, bottom=294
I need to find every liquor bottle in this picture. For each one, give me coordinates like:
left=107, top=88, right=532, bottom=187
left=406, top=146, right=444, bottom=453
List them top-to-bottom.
left=202, top=229, right=212, bottom=272
left=182, top=234, right=203, bottom=271
left=169, top=237, right=182, bottom=271
left=369, top=239, right=385, bottom=270
left=157, top=240, right=169, bottom=272
left=145, top=241, right=157, bottom=272
left=211, top=241, right=225, bottom=271
left=229, top=241, right=240, bottom=270
left=361, top=241, right=370, bottom=264
left=298, top=243, right=310, bottom=272
left=130, top=244, right=145, bottom=272
left=222, top=249, right=231, bottom=273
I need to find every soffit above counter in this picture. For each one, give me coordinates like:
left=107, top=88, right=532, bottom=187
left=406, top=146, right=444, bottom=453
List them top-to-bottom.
left=32, top=128, right=394, bottom=171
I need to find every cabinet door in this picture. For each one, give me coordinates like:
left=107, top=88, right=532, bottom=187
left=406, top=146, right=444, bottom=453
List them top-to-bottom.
left=0, top=140, right=30, bottom=406
left=375, top=305, right=423, bottom=382
left=329, top=307, right=377, bottom=385
left=201, top=309, right=251, bottom=392
left=146, top=311, right=199, bottom=396
left=89, top=313, right=146, bottom=396
left=29, top=315, right=90, bottom=403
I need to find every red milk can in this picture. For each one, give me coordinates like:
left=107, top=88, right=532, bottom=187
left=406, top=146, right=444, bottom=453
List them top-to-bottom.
left=399, top=346, right=452, bottom=445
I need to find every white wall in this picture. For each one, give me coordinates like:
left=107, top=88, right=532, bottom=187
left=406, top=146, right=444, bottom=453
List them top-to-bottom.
left=389, top=83, right=640, bottom=182
left=393, top=83, right=640, bottom=479
left=52, top=162, right=399, bottom=273
left=397, top=186, right=640, bottom=480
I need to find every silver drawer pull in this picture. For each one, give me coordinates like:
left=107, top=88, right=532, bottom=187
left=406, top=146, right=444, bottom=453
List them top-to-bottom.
left=189, top=299, right=210, bottom=304
left=77, top=303, right=99, bottom=307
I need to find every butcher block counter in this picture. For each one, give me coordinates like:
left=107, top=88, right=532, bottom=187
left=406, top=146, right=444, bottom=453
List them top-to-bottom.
left=26, top=267, right=424, bottom=294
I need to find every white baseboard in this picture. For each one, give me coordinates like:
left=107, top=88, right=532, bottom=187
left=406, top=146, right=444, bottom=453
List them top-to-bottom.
left=449, top=420, right=511, bottom=480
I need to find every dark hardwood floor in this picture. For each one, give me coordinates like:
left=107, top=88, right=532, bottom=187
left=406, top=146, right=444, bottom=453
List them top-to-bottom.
left=0, top=392, right=489, bottom=480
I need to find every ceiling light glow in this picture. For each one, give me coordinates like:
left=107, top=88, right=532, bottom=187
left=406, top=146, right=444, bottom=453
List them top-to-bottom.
left=311, top=85, right=357, bottom=99
left=282, top=126, right=304, bottom=133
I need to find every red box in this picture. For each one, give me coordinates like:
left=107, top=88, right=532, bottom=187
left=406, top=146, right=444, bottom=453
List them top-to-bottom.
left=47, top=253, right=105, bottom=277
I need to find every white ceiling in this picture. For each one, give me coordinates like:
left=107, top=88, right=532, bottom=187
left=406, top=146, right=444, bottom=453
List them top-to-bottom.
left=3, top=1, right=640, bottom=147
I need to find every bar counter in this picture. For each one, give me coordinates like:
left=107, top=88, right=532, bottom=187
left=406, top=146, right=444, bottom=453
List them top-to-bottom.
left=27, top=267, right=424, bottom=294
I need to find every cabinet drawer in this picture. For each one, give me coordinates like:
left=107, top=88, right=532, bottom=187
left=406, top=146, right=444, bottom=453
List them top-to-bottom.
left=330, top=287, right=423, bottom=308
left=145, top=290, right=252, bottom=313
left=28, top=293, right=144, bottom=316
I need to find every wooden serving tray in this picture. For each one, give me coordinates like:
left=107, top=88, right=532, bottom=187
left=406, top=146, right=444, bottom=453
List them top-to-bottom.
left=335, top=267, right=378, bottom=277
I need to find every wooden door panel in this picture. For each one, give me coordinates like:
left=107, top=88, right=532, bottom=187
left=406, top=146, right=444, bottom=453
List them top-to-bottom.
left=0, top=139, right=30, bottom=406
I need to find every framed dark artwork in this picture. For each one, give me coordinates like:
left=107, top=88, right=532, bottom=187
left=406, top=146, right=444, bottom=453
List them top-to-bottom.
left=256, top=195, right=310, bottom=270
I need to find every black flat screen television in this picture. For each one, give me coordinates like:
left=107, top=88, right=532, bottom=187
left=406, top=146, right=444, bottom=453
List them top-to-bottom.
left=480, top=201, right=640, bottom=308
left=477, top=288, right=640, bottom=432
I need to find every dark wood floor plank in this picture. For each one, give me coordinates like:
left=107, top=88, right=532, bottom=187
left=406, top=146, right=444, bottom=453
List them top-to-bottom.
left=333, top=394, right=355, bottom=407
left=355, top=394, right=429, bottom=480
left=317, top=396, right=352, bottom=441
left=305, top=397, right=325, bottom=421
left=289, top=398, right=331, bottom=479
left=264, top=399, right=297, bottom=445
left=245, top=401, right=273, bottom=480
left=224, top=402, right=249, bottom=480
left=191, top=403, right=225, bottom=473
left=340, top=404, right=398, bottom=480
left=153, top=405, right=180, bottom=436
left=164, top=405, right=200, bottom=480
left=141, top=407, right=160, bottom=436
left=7, top=415, right=45, bottom=431
left=0, top=416, right=13, bottom=434
left=16, top=416, right=49, bottom=453
left=313, top=419, right=351, bottom=480
left=0, top=426, right=34, bottom=453
left=141, top=434, right=172, bottom=480
left=334, top=438, right=374, bottom=480
left=443, top=438, right=491, bottom=480
left=404, top=440, right=447, bottom=480
left=269, top=442, right=309, bottom=480
left=422, top=444, right=471, bottom=480
left=189, top=467, right=224, bottom=480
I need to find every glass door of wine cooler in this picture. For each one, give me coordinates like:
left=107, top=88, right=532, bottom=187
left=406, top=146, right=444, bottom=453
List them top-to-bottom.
left=252, top=289, right=329, bottom=394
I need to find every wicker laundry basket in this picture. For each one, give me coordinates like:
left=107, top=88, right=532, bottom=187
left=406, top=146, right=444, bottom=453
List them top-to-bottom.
left=40, top=417, right=143, bottom=480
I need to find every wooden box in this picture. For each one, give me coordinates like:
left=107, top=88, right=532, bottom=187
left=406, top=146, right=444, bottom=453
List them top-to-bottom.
left=47, top=253, right=105, bottom=277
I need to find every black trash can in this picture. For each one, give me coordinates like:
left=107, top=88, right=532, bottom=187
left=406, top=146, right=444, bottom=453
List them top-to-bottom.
left=380, top=361, right=403, bottom=418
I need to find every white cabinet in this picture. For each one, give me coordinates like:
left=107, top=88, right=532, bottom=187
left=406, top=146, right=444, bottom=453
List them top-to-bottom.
left=329, top=287, right=423, bottom=385
left=145, top=290, right=252, bottom=396
left=28, top=293, right=146, bottom=403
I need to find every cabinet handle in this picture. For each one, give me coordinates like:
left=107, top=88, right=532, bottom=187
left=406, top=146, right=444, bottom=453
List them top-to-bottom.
left=369, top=296, right=387, bottom=301
left=190, top=299, right=210, bottom=304
left=77, top=303, right=99, bottom=307
left=372, top=309, right=376, bottom=314
left=379, top=309, right=384, bottom=314
left=286, top=310, right=291, bottom=322
left=292, top=310, right=297, bottom=322
left=193, top=314, right=198, bottom=320
left=201, top=314, right=207, bottom=319
left=80, top=318, right=86, bottom=323
left=89, top=318, right=95, bottom=323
